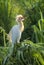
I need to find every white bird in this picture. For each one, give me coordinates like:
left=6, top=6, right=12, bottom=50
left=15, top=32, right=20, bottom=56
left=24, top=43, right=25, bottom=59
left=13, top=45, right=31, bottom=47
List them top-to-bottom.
left=9, top=14, right=24, bottom=45
left=3, top=15, right=24, bottom=65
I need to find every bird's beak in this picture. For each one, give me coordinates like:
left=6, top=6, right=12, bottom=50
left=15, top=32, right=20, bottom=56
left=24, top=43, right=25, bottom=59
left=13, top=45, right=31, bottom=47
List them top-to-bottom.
left=22, top=17, right=24, bottom=21
left=22, top=18, right=24, bottom=21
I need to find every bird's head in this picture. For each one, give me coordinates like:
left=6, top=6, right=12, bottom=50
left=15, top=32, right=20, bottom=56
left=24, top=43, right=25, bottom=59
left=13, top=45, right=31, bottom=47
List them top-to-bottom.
left=16, top=15, right=24, bottom=23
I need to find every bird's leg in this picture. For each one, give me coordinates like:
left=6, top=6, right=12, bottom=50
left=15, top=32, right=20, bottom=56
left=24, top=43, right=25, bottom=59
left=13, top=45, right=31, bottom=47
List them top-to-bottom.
left=17, top=38, right=20, bottom=43
left=17, top=40, right=20, bottom=43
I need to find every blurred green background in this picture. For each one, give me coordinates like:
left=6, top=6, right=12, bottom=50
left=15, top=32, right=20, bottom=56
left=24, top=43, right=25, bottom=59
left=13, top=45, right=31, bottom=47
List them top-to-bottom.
left=0, top=0, right=44, bottom=65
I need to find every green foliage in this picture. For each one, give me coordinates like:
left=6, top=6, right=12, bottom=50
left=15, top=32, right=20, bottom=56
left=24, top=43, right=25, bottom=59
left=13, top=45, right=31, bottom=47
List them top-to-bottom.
left=0, top=0, right=16, bottom=32
left=0, top=40, right=44, bottom=65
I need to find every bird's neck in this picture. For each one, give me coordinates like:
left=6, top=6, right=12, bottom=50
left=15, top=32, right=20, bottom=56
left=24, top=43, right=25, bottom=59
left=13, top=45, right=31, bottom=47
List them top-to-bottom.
left=18, top=21, right=24, bottom=32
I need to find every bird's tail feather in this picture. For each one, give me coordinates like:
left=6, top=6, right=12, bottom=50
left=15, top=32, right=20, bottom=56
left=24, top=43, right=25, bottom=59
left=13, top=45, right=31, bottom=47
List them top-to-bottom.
left=2, top=45, right=14, bottom=65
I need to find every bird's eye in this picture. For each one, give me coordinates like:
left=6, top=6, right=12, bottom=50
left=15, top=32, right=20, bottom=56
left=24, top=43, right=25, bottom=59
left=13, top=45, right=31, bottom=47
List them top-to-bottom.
left=19, top=17, right=23, bottom=19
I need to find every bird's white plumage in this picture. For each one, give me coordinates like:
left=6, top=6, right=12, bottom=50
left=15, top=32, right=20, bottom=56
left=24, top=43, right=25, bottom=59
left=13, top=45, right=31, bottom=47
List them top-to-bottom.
left=8, top=14, right=24, bottom=44
left=9, top=25, right=21, bottom=44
